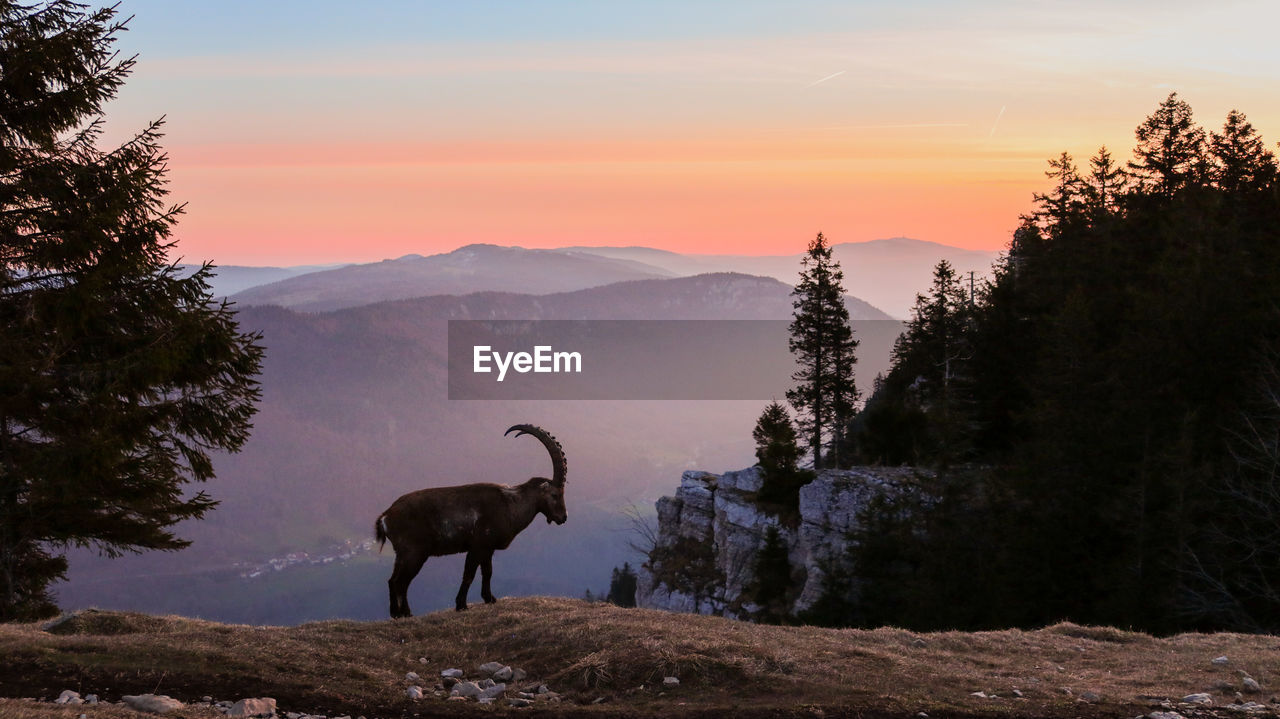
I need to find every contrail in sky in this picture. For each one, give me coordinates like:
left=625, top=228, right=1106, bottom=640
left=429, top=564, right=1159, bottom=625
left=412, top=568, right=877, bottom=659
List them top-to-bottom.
left=806, top=70, right=845, bottom=88
left=988, top=105, right=1007, bottom=138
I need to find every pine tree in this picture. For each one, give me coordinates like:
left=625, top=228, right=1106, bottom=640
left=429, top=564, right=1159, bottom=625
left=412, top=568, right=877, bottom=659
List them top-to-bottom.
left=0, top=2, right=263, bottom=620
left=1129, top=92, right=1209, bottom=197
left=1211, top=110, right=1276, bottom=194
left=1085, top=146, right=1127, bottom=216
left=787, top=233, right=859, bottom=469
left=887, top=260, right=974, bottom=464
left=752, top=401, right=810, bottom=509
left=745, top=526, right=793, bottom=624
left=607, top=563, right=638, bottom=608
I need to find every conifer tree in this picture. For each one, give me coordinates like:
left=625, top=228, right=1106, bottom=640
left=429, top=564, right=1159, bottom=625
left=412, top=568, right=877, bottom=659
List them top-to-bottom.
left=0, top=1, right=263, bottom=620
left=1129, top=92, right=1209, bottom=197
left=1211, top=110, right=1276, bottom=194
left=787, top=233, right=858, bottom=469
left=752, top=401, right=810, bottom=508
left=745, top=526, right=793, bottom=624
left=607, top=563, right=638, bottom=607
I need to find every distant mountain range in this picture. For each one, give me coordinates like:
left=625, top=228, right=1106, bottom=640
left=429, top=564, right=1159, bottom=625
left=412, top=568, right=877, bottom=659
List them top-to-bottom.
left=213, top=238, right=999, bottom=319
left=565, top=238, right=1000, bottom=320
left=229, top=245, right=674, bottom=312
left=178, top=263, right=347, bottom=297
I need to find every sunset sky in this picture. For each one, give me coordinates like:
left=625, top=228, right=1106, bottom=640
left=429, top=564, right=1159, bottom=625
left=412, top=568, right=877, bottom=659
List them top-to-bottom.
left=104, top=1, right=1280, bottom=265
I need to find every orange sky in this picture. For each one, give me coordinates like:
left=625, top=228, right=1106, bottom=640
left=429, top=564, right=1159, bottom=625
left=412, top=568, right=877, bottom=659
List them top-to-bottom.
left=108, top=1, right=1280, bottom=265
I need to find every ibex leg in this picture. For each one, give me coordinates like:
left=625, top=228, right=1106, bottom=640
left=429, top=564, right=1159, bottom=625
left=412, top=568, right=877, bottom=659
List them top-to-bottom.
left=480, top=550, right=497, bottom=604
left=389, top=551, right=426, bottom=618
left=456, top=551, right=480, bottom=611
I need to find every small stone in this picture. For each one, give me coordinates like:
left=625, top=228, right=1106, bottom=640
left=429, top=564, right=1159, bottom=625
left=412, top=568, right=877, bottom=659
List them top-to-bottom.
left=912, top=638, right=928, bottom=648
left=419, top=656, right=429, bottom=664
left=1214, top=656, right=1231, bottom=665
left=478, top=661, right=506, bottom=676
left=494, top=665, right=514, bottom=682
left=440, top=668, right=464, bottom=678
left=512, top=668, right=527, bottom=682
left=405, top=671, right=420, bottom=682
left=663, top=676, right=680, bottom=687
left=479, top=678, right=496, bottom=689
left=1244, top=678, right=1263, bottom=694
left=451, top=681, right=482, bottom=698
left=479, top=683, right=507, bottom=700
left=406, top=685, right=424, bottom=700
left=537, top=685, right=550, bottom=694
left=1012, top=689, right=1024, bottom=698
left=56, top=690, right=81, bottom=705
left=970, top=691, right=989, bottom=699
left=1081, top=691, right=1101, bottom=703
left=517, top=692, right=535, bottom=699
left=1182, top=693, right=1213, bottom=706
left=122, top=694, right=185, bottom=713
left=84, top=695, right=98, bottom=705
left=202, top=696, right=213, bottom=703
left=592, top=696, right=608, bottom=704
left=478, top=697, right=495, bottom=705
left=508, top=697, right=533, bottom=707
left=227, top=698, right=278, bottom=717
left=916, top=713, right=929, bottom=719
left=1149, top=713, right=1186, bottom=719
left=286, top=714, right=302, bottom=719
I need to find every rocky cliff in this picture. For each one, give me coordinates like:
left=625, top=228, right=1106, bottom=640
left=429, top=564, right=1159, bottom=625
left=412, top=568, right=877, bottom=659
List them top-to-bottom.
left=637, top=465, right=928, bottom=618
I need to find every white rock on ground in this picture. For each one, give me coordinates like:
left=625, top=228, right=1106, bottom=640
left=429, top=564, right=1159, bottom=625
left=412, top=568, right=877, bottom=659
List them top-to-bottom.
left=1213, top=656, right=1231, bottom=665
left=478, top=661, right=505, bottom=676
left=493, top=666, right=514, bottom=682
left=440, top=668, right=464, bottom=678
left=405, top=671, right=420, bottom=682
left=663, top=676, right=680, bottom=687
left=1243, top=677, right=1262, bottom=693
left=451, top=681, right=482, bottom=698
left=479, top=683, right=507, bottom=700
left=406, top=686, right=424, bottom=700
left=55, top=691, right=81, bottom=705
left=1182, top=693, right=1213, bottom=706
left=122, top=694, right=185, bottom=713
left=227, top=697, right=277, bottom=717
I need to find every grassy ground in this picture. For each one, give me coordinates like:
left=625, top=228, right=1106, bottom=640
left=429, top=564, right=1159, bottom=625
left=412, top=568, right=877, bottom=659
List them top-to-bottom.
left=1, top=597, right=1278, bottom=718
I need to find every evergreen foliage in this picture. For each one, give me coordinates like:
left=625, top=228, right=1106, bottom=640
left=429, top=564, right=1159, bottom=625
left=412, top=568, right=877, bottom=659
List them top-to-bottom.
left=0, top=2, right=263, bottom=620
left=848, top=93, right=1280, bottom=633
left=787, top=233, right=859, bottom=469
left=752, top=401, right=813, bottom=512
left=743, top=525, right=793, bottom=624
left=607, top=562, right=638, bottom=608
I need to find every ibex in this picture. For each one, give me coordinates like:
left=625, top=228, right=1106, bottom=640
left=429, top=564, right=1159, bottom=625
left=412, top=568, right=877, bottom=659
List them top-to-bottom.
left=375, top=424, right=567, bottom=617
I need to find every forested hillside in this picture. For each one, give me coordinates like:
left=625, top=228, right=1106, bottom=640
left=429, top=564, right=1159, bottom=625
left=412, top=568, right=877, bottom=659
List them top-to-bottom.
left=843, top=94, right=1280, bottom=634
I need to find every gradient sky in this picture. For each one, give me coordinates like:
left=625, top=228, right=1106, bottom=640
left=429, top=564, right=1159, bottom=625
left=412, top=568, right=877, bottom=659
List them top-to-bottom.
left=101, top=1, right=1280, bottom=265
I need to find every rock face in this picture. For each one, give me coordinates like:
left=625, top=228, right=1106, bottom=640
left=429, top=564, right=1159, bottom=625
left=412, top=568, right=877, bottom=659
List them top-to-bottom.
left=637, top=465, right=927, bottom=617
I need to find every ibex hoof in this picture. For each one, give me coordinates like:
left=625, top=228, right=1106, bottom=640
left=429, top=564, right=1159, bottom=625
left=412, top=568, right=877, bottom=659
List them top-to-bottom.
left=483, top=596, right=497, bottom=604
left=455, top=604, right=468, bottom=612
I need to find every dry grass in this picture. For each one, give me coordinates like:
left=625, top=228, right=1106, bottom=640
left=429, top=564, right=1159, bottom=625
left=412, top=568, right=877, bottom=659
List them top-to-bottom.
left=2, top=597, right=1279, bottom=718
